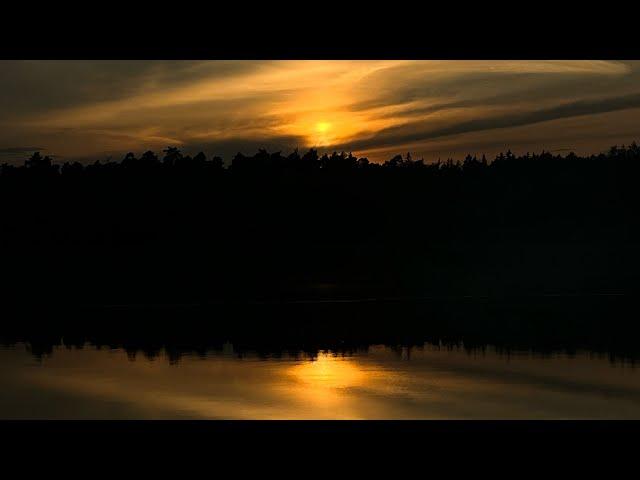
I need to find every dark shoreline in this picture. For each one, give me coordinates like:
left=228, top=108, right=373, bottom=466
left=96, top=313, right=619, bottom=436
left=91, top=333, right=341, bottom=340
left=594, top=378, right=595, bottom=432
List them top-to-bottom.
left=2, top=295, right=637, bottom=363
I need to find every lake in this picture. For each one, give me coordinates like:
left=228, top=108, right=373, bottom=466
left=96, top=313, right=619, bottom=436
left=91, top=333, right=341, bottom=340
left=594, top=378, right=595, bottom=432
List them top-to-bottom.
left=1, top=341, right=638, bottom=419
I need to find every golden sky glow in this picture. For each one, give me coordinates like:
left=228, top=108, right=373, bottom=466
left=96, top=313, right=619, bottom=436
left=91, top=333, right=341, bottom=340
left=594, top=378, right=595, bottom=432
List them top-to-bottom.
left=1, top=60, right=640, bottom=163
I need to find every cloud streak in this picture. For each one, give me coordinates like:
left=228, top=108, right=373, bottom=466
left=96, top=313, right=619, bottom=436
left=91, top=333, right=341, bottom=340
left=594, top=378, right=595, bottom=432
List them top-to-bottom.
left=332, top=91, right=640, bottom=153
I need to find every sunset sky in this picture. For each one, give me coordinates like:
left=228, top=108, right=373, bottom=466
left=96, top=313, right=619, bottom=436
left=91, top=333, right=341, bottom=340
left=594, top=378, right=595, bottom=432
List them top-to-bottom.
left=1, top=60, right=640, bottom=164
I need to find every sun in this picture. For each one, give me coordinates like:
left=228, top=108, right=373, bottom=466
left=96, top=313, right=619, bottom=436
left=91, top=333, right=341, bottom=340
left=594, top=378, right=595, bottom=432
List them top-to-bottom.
left=312, top=121, right=333, bottom=146
left=315, top=121, right=331, bottom=134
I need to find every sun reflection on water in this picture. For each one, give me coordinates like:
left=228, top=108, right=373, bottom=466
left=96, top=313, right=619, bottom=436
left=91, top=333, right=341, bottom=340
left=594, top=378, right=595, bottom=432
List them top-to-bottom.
left=290, top=352, right=367, bottom=389
left=286, top=353, right=371, bottom=415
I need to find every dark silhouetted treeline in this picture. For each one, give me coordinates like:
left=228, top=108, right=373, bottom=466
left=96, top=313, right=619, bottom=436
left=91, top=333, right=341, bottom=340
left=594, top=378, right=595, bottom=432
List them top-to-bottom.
left=1, top=143, right=640, bottom=307
left=2, top=143, right=640, bottom=359
left=1, top=296, right=638, bottom=363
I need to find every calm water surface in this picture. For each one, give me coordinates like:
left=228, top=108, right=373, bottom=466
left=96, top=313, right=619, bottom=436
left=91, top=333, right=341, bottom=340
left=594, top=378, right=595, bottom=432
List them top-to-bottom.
left=1, top=342, right=638, bottom=419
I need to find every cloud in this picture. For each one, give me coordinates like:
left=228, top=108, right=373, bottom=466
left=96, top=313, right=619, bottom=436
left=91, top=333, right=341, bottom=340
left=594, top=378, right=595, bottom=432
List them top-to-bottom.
left=0, top=61, right=266, bottom=122
left=349, top=61, right=633, bottom=111
left=330, top=92, right=640, bottom=153
left=0, top=146, right=43, bottom=155
left=0, top=146, right=44, bottom=161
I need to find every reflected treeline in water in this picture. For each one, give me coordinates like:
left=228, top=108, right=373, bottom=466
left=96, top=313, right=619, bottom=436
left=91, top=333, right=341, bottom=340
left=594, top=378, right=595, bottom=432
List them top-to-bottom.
left=1, top=144, right=640, bottom=306
left=1, top=296, right=638, bottom=363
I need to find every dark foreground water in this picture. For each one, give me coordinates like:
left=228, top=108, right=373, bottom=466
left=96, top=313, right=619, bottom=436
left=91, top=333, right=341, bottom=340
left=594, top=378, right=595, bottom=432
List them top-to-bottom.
left=1, top=341, right=639, bottom=419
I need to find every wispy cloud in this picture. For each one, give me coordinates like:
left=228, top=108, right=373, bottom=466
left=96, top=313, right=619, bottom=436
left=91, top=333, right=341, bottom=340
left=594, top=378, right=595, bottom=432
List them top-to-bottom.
left=331, top=92, right=640, bottom=153
left=0, top=146, right=44, bottom=159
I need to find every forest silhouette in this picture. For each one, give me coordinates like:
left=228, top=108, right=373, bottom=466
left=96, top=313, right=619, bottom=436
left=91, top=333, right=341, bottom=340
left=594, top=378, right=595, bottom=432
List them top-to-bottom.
left=2, top=143, right=640, bottom=358
left=2, top=143, right=640, bottom=304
